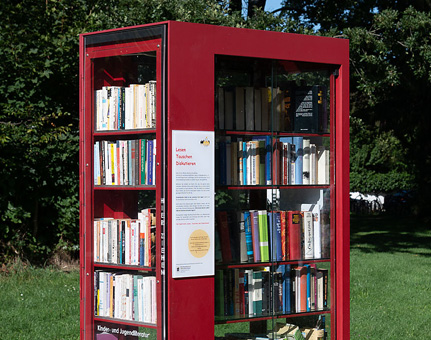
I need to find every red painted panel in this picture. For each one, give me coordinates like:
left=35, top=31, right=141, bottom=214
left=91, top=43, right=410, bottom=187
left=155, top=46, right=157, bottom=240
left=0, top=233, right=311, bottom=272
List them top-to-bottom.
left=165, top=26, right=215, bottom=340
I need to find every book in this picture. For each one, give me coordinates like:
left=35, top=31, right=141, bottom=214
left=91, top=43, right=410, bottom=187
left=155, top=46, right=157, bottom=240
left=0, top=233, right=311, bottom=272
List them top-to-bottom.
left=294, top=85, right=326, bottom=133
left=235, top=87, right=245, bottom=130
left=245, top=87, right=254, bottom=131
left=261, top=87, right=269, bottom=131
left=224, top=88, right=234, bottom=130
left=254, top=88, right=262, bottom=130
left=293, top=137, right=303, bottom=185
left=302, top=138, right=310, bottom=185
left=140, top=139, right=146, bottom=185
left=310, top=143, right=317, bottom=184
left=317, top=145, right=330, bottom=185
left=258, top=210, right=270, bottom=262
left=313, top=210, right=322, bottom=259
left=243, top=211, right=254, bottom=262
left=250, top=211, right=261, bottom=262
left=280, top=211, right=288, bottom=261
left=288, top=211, right=302, bottom=260
left=303, top=211, right=314, bottom=260
left=238, top=212, right=248, bottom=263
left=271, top=212, right=283, bottom=261
left=298, top=266, right=308, bottom=312
left=215, top=269, right=225, bottom=316
left=252, top=271, right=263, bottom=315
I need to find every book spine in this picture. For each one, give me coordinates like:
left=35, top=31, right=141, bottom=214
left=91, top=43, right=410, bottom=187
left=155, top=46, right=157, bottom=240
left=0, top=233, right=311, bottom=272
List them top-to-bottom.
left=293, top=137, right=303, bottom=185
left=303, top=138, right=310, bottom=185
left=148, top=140, right=153, bottom=186
left=238, top=141, right=243, bottom=186
left=258, top=210, right=269, bottom=262
left=244, top=211, right=254, bottom=262
left=250, top=211, right=261, bottom=262
left=288, top=211, right=302, bottom=260
left=303, top=211, right=314, bottom=260
left=275, top=212, right=283, bottom=261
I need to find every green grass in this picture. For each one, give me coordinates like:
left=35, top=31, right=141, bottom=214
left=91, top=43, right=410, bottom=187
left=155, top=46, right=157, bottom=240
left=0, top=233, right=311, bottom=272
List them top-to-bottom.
left=1, top=215, right=430, bottom=339
left=350, top=215, right=431, bottom=339
left=0, top=262, right=79, bottom=340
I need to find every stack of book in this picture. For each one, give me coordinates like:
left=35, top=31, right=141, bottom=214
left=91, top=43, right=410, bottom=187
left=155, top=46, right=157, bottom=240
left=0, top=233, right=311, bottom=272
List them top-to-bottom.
left=95, top=81, right=156, bottom=131
left=217, top=137, right=329, bottom=186
left=94, top=138, right=156, bottom=186
left=94, top=208, right=156, bottom=267
left=216, top=210, right=330, bottom=265
left=214, top=265, right=328, bottom=318
left=94, top=271, right=156, bottom=323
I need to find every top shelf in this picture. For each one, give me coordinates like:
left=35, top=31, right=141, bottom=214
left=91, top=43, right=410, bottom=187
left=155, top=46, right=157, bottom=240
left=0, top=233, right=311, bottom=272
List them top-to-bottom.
left=218, top=130, right=330, bottom=138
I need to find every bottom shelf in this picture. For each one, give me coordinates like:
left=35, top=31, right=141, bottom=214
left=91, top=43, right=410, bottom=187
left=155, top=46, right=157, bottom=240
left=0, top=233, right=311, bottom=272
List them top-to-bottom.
left=215, top=309, right=330, bottom=324
left=215, top=314, right=329, bottom=340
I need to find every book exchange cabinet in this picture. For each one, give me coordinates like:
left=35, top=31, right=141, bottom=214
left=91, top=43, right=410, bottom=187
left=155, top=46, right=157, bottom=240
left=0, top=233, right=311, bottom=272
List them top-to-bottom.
left=79, top=21, right=350, bottom=340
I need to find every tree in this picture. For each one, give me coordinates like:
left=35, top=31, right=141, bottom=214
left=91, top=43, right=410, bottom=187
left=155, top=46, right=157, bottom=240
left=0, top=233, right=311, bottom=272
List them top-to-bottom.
left=0, top=0, right=281, bottom=263
left=0, top=0, right=89, bottom=262
left=2, top=0, right=430, bottom=264
left=276, top=1, right=431, bottom=214
left=345, top=8, right=431, bottom=213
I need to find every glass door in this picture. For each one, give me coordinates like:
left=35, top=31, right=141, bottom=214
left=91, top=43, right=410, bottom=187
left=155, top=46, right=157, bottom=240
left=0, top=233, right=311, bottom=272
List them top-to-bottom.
left=81, top=24, right=166, bottom=340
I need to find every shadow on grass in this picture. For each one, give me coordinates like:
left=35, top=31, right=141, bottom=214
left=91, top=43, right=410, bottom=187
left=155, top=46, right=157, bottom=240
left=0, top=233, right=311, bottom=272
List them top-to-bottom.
left=350, top=214, right=431, bottom=256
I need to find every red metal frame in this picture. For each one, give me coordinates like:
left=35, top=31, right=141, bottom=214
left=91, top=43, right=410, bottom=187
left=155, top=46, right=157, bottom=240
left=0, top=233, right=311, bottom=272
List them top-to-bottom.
left=80, top=21, right=350, bottom=340
left=80, top=30, right=165, bottom=339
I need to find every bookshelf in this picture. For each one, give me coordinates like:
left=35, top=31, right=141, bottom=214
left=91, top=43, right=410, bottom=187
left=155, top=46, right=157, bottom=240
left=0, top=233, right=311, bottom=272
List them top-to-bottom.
left=80, top=21, right=349, bottom=340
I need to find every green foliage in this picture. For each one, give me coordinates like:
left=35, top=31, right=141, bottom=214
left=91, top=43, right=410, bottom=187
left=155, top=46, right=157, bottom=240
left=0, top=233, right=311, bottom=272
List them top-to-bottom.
left=0, top=0, right=282, bottom=264
left=2, top=0, right=431, bottom=263
left=87, top=0, right=284, bottom=31
left=0, top=1, right=84, bottom=262
left=345, top=8, right=431, bottom=206
left=350, top=117, right=414, bottom=194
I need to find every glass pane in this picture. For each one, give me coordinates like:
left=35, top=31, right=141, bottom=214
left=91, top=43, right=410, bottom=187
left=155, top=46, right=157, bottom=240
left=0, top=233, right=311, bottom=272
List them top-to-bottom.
left=86, top=26, right=163, bottom=338
left=215, top=54, right=333, bottom=339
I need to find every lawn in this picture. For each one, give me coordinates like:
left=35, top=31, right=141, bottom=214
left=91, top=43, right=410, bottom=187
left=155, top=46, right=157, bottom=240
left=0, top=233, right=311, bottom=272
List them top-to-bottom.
left=1, top=215, right=430, bottom=339
left=350, top=215, right=431, bottom=339
left=0, top=262, right=80, bottom=340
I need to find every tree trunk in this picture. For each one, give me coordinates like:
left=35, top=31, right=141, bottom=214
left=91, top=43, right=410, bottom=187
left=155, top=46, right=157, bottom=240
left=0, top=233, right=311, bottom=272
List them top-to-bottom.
left=33, top=200, right=39, bottom=238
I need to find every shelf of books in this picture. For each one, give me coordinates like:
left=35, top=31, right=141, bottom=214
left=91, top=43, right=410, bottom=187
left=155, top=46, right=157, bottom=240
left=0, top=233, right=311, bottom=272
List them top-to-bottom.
left=81, top=21, right=349, bottom=340
left=80, top=23, right=166, bottom=340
